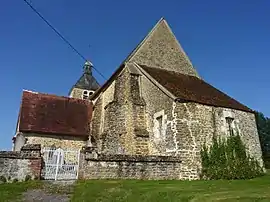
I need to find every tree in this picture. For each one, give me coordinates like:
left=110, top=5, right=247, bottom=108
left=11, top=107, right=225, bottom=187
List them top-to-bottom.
left=255, top=111, right=270, bottom=168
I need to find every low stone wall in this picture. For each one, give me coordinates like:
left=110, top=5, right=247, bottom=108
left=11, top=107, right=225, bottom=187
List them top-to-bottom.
left=0, top=144, right=42, bottom=182
left=79, top=147, right=182, bottom=180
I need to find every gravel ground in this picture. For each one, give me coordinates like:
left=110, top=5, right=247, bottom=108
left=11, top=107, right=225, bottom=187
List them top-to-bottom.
left=21, top=181, right=75, bottom=202
left=22, top=189, right=70, bottom=202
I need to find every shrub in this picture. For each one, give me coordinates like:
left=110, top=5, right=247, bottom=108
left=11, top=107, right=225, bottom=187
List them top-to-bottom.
left=201, top=134, right=264, bottom=180
left=263, top=153, right=270, bottom=169
left=25, top=175, right=32, bottom=181
left=0, top=176, right=6, bottom=183
left=12, top=178, right=18, bottom=183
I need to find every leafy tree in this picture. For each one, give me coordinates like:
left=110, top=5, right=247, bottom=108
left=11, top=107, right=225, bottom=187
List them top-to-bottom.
left=255, top=111, right=270, bottom=168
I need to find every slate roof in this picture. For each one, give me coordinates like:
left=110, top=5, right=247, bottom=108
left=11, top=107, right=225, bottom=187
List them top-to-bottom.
left=73, top=61, right=100, bottom=91
left=140, top=65, right=253, bottom=112
left=74, top=72, right=100, bottom=91
left=18, top=90, right=92, bottom=137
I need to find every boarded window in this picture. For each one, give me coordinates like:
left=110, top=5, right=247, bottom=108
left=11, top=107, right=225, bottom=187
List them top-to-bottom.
left=226, top=117, right=234, bottom=136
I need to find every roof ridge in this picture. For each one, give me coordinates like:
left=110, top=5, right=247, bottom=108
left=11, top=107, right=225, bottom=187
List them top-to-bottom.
left=138, top=64, right=200, bottom=79
left=23, top=89, right=38, bottom=94
left=22, top=90, right=91, bottom=103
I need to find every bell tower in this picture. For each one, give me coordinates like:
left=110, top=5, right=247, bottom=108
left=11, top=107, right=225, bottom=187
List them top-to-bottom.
left=69, top=61, right=100, bottom=99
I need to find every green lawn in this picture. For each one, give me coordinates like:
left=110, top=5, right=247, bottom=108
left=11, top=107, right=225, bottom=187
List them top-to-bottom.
left=1, top=174, right=270, bottom=202
left=72, top=174, right=270, bottom=202
left=0, top=181, right=41, bottom=202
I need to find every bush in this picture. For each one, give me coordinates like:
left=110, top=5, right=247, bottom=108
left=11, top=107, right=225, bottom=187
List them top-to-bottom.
left=201, top=134, right=264, bottom=180
left=263, top=154, right=270, bottom=169
left=25, top=175, right=32, bottom=181
left=0, top=176, right=6, bottom=183
left=12, top=178, right=18, bottom=183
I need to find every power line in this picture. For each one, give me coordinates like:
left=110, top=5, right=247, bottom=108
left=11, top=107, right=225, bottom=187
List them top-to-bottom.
left=22, top=0, right=107, bottom=80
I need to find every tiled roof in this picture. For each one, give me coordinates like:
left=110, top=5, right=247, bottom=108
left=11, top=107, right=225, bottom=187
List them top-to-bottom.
left=141, top=65, right=252, bottom=112
left=19, top=90, right=92, bottom=136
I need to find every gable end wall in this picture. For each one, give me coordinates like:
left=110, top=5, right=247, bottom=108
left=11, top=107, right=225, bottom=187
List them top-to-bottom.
left=129, top=20, right=199, bottom=77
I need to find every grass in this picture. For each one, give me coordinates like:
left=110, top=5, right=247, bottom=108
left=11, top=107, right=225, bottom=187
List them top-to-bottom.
left=1, top=174, right=270, bottom=202
left=71, top=174, right=270, bottom=202
left=0, top=180, right=41, bottom=202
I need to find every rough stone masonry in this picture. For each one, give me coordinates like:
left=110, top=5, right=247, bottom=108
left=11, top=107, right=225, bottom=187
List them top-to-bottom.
left=89, top=18, right=264, bottom=180
left=0, top=144, right=42, bottom=182
left=79, top=146, right=182, bottom=180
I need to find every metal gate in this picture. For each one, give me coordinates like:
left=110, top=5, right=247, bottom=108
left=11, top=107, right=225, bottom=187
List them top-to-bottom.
left=41, top=148, right=80, bottom=180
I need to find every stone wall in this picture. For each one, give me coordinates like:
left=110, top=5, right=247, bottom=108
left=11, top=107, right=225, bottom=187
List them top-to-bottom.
left=92, top=65, right=150, bottom=155
left=101, top=68, right=132, bottom=154
left=140, top=74, right=175, bottom=155
left=91, top=81, right=115, bottom=149
left=69, top=87, right=84, bottom=99
left=133, top=96, right=263, bottom=180
left=170, top=102, right=264, bottom=180
left=172, top=102, right=214, bottom=179
left=214, top=107, right=263, bottom=166
left=25, top=133, right=87, bottom=150
left=0, top=144, right=42, bottom=182
left=79, top=147, right=182, bottom=180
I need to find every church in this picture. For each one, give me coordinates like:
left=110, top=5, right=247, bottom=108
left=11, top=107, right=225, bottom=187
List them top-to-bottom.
left=12, top=18, right=263, bottom=179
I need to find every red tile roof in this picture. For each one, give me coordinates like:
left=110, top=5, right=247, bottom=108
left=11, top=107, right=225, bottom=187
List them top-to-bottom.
left=141, top=65, right=253, bottom=112
left=19, top=91, right=92, bottom=136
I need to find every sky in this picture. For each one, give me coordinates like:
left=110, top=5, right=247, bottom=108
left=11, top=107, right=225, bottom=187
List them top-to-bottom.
left=0, top=0, right=269, bottom=150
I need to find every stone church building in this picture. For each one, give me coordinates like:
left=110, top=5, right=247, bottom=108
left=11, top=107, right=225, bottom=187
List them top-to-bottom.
left=12, top=18, right=263, bottom=179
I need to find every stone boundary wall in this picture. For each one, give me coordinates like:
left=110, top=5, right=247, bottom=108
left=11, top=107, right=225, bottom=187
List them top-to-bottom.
left=0, top=144, right=42, bottom=182
left=79, top=147, right=182, bottom=180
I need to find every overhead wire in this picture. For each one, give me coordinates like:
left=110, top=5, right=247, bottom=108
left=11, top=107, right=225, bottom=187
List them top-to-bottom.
left=23, top=0, right=107, bottom=80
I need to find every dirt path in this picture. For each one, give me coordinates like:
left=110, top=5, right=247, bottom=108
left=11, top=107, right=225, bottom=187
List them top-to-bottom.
left=21, top=181, right=75, bottom=202
left=22, top=189, right=70, bottom=202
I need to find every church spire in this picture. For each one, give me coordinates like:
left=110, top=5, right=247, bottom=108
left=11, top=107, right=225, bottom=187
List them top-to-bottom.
left=69, top=61, right=100, bottom=99
left=84, top=61, right=93, bottom=75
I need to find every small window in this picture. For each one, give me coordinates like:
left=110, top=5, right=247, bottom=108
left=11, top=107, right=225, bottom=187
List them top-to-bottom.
left=82, top=90, right=89, bottom=100
left=82, top=90, right=94, bottom=100
left=153, top=110, right=167, bottom=141
left=154, top=115, right=163, bottom=140
left=156, top=116, right=163, bottom=138
left=225, top=117, right=234, bottom=136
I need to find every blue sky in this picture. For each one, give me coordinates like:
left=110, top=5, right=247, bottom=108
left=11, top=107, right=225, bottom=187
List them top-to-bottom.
left=0, top=0, right=269, bottom=149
